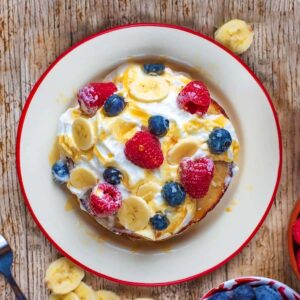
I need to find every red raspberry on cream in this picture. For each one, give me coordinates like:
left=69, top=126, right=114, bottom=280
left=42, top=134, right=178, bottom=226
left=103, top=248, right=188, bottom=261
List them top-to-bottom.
left=177, top=81, right=211, bottom=115
left=77, top=82, right=117, bottom=116
left=124, top=131, right=164, bottom=169
left=179, top=157, right=214, bottom=199
left=89, top=183, right=122, bottom=217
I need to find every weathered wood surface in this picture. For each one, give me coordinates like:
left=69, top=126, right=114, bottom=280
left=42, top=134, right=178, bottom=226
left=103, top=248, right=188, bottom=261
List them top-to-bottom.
left=0, top=0, right=299, bottom=299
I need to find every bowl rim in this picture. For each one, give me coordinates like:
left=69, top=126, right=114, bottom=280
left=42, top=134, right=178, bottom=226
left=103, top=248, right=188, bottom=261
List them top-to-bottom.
left=16, top=23, right=282, bottom=287
left=288, top=199, right=300, bottom=280
left=200, top=276, right=300, bottom=299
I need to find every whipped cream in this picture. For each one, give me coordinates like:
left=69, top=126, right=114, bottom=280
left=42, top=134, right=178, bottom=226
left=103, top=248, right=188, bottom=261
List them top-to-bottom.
left=56, top=62, right=239, bottom=240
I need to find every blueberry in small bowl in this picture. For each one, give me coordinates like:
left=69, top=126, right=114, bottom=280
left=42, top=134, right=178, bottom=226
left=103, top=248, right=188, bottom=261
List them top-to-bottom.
left=201, top=276, right=299, bottom=300
left=233, top=284, right=255, bottom=300
left=254, top=285, right=282, bottom=300
left=209, top=293, right=230, bottom=300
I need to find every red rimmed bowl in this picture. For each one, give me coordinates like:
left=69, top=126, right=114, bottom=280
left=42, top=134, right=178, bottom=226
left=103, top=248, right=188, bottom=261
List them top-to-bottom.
left=17, top=23, right=281, bottom=286
left=288, top=199, right=300, bottom=280
left=201, top=276, right=300, bottom=299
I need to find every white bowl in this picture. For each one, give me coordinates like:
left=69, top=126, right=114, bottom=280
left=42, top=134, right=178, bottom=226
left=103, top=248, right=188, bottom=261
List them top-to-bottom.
left=16, top=24, right=282, bottom=286
left=201, top=276, right=300, bottom=299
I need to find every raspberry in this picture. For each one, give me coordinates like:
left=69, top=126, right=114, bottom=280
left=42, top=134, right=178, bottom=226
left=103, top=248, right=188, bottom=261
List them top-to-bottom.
left=177, top=81, right=211, bottom=115
left=77, top=82, right=117, bottom=116
left=124, top=131, right=164, bottom=169
left=179, top=157, right=214, bottom=198
left=89, top=183, right=122, bottom=217
left=293, top=218, right=300, bottom=245
left=297, top=249, right=300, bottom=272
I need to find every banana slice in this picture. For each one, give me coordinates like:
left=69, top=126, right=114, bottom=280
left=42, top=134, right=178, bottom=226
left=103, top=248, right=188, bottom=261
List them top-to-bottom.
left=215, top=19, right=254, bottom=54
left=123, top=65, right=139, bottom=91
left=129, top=76, right=169, bottom=102
left=72, top=117, right=96, bottom=150
left=167, top=138, right=199, bottom=165
left=69, top=166, right=98, bottom=189
left=136, top=182, right=161, bottom=202
left=117, top=196, right=152, bottom=231
left=135, top=224, right=156, bottom=241
left=45, top=257, right=84, bottom=295
left=74, top=282, right=97, bottom=300
left=96, top=290, right=121, bottom=300
left=49, top=293, right=79, bottom=300
left=62, top=293, right=80, bottom=300
left=49, top=295, right=61, bottom=300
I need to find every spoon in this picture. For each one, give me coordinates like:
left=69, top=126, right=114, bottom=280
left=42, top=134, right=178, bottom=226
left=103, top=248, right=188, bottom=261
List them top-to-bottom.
left=0, top=234, right=27, bottom=299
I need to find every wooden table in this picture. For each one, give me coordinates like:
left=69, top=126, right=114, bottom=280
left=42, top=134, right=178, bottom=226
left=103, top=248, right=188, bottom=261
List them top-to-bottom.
left=0, top=0, right=299, bottom=299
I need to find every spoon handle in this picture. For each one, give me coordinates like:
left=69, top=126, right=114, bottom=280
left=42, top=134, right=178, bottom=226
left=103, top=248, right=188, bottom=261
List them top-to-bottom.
left=6, top=272, right=27, bottom=300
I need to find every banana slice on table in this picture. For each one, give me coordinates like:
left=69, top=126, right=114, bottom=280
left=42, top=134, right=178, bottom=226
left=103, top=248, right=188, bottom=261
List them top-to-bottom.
left=214, top=19, right=254, bottom=54
left=129, top=76, right=169, bottom=102
left=72, top=117, right=96, bottom=150
left=167, top=138, right=199, bottom=165
left=69, top=166, right=98, bottom=189
left=136, top=182, right=161, bottom=202
left=117, top=196, right=152, bottom=231
left=45, top=257, right=84, bottom=295
left=74, top=282, right=97, bottom=300
left=96, top=290, right=121, bottom=300
left=49, top=293, right=80, bottom=300
left=62, top=293, right=80, bottom=300
left=49, top=294, right=61, bottom=300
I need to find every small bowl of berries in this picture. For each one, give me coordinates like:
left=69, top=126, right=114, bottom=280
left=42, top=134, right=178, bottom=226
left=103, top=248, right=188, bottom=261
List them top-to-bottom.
left=288, top=198, right=300, bottom=280
left=201, top=276, right=300, bottom=300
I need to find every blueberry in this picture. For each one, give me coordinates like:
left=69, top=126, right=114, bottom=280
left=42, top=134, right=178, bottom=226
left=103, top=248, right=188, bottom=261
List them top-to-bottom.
left=143, top=63, right=165, bottom=75
left=104, top=94, right=125, bottom=116
left=148, top=115, right=169, bottom=137
left=208, top=128, right=232, bottom=154
left=52, top=160, right=70, bottom=184
left=103, top=167, right=122, bottom=185
left=162, top=182, right=186, bottom=207
left=150, top=214, right=169, bottom=230
left=233, top=284, right=255, bottom=300
left=254, top=285, right=282, bottom=300
left=209, top=292, right=230, bottom=300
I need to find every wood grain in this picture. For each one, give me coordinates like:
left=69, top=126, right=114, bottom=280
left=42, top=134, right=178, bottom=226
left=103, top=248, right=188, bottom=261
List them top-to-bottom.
left=0, top=0, right=299, bottom=299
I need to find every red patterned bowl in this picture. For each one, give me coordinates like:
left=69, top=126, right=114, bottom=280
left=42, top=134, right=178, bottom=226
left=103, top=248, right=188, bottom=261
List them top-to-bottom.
left=288, top=199, right=300, bottom=280
left=201, top=276, right=300, bottom=299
